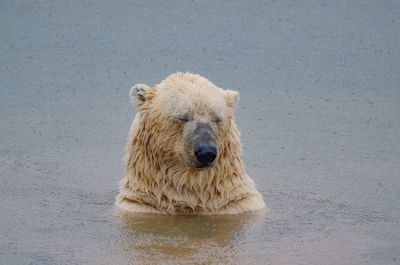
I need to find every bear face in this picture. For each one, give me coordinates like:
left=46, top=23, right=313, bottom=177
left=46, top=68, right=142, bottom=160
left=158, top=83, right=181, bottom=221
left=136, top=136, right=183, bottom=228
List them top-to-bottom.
left=129, top=73, right=239, bottom=169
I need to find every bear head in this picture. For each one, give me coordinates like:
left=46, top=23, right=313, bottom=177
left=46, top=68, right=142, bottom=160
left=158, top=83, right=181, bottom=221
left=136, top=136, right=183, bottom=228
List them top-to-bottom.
left=128, top=72, right=240, bottom=170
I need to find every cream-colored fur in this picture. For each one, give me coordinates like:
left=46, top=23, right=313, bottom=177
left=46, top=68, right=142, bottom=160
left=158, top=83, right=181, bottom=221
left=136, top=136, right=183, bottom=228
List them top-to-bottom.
left=116, top=72, right=265, bottom=215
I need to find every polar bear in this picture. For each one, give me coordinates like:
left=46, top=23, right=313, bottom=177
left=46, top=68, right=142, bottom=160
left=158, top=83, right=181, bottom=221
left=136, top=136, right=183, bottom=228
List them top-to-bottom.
left=116, top=72, right=265, bottom=215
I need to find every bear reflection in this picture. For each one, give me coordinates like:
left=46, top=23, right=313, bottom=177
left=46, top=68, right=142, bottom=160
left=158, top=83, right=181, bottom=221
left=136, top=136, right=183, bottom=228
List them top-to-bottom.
left=117, top=209, right=265, bottom=264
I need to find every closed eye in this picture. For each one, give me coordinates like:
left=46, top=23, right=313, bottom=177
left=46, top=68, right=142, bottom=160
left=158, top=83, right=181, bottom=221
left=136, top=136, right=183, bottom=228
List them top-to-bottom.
left=177, top=115, right=190, bottom=123
left=213, top=117, right=222, bottom=124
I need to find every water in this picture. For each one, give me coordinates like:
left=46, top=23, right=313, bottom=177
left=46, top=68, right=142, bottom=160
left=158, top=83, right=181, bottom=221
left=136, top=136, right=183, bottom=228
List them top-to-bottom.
left=1, top=0, right=399, bottom=264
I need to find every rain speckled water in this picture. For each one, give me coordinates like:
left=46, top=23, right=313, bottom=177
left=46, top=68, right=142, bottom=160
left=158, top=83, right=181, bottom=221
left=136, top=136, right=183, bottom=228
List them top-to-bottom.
left=1, top=0, right=399, bottom=264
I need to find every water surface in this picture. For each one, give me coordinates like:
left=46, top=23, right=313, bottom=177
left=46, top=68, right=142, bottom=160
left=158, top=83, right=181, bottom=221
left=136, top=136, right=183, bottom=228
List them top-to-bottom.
left=1, top=0, right=399, bottom=264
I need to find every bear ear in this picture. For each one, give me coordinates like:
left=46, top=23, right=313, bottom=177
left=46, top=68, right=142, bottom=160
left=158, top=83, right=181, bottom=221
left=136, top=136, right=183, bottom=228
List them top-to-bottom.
left=129, top=83, right=155, bottom=108
left=224, top=90, right=239, bottom=108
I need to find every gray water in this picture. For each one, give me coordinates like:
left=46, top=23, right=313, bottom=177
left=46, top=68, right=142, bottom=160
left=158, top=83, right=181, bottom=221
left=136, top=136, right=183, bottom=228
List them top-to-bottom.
left=1, top=1, right=399, bottom=264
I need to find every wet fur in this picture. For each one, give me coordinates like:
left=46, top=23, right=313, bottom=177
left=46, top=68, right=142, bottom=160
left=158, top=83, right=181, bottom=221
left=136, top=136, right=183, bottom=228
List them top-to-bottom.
left=116, top=72, right=265, bottom=215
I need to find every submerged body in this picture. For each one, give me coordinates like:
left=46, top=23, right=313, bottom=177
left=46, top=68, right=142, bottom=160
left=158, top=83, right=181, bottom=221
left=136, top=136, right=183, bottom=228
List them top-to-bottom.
left=116, top=72, right=265, bottom=215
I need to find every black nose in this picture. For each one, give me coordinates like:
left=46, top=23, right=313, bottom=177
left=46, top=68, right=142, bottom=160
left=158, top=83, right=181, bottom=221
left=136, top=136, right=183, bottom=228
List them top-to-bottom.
left=195, top=144, right=217, bottom=164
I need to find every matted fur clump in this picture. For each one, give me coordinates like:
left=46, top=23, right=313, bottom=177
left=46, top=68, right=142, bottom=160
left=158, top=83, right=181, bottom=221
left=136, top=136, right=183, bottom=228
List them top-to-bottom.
left=116, top=72, right=265, bottom=215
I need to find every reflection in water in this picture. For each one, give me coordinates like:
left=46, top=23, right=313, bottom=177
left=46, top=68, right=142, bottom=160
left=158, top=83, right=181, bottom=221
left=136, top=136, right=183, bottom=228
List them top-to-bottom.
left=116, top=209, right=266, bottom=264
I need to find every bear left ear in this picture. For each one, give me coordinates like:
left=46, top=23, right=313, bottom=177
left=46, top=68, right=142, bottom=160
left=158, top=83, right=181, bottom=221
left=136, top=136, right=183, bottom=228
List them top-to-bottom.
left=129, top=83, right=155, bottom=108
left=224, top=90, right=239, bottom=108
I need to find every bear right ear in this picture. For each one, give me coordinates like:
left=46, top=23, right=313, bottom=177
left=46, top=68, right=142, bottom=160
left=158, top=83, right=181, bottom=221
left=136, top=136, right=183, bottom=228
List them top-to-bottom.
left=129, top=83, right=155, bottom=108
left=224, top=89, right=239, bottom=109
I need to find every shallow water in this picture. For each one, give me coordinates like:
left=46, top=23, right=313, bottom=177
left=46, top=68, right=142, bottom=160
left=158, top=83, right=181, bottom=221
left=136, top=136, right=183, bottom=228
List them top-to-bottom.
left=1, top=0, right=400, bottom=264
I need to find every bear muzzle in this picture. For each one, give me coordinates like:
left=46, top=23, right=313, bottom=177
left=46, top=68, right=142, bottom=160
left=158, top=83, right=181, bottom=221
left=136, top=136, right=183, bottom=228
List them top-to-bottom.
left=190, top=122, right=217, bottom=168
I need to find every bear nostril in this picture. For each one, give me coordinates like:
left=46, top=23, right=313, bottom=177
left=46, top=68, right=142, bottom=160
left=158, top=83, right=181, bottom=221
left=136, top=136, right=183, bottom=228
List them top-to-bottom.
left=195, top=145, right=217, bottom=164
